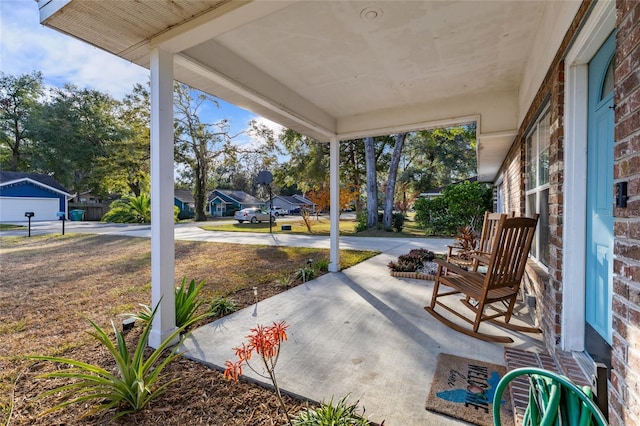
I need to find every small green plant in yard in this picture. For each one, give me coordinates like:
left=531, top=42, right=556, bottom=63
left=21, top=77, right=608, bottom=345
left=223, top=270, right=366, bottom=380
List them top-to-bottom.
left=314, top=258, right=330, bottom=272
left=296, top=266, right=315, bottom=282
left=275, top=273, right=296, bottom=288
left=125, top=277, right=206, bottom=328
left=174, top=277, right=206, bottom=327
left=209, top=297, right=237, bottom=317
left=29, top=303, right=196, bottom=419
left=225, top=321, right=291, bottom=425
left=292, top=395, right=371, bottom=425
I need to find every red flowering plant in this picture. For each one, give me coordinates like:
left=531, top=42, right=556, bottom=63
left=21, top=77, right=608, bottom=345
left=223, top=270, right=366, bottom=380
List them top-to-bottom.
left=224, top=321, right=291, bottom=424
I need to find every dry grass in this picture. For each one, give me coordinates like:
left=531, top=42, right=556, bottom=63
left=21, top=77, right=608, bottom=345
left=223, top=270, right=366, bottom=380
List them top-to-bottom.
left=0, top=233, right=377, bottom=425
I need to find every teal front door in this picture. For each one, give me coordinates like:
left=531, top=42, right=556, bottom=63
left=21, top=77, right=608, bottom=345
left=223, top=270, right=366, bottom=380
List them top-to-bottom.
left=585, top=31, right=615, bottom=357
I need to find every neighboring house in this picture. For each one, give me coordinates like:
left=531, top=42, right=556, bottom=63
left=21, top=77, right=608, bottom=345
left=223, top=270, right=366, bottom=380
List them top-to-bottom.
left=40, top=2, right=640, bottom=422
left=0, top=171, right=72, bottom=222
left=419, top=176, right=478, bottom=199
left=174, top=189, right=195, bottom=218
left=208, top=189, right=264, bottom=217
left=73, top=191, right=102, bottom=204
left=270, top=195, right=317, bottom=214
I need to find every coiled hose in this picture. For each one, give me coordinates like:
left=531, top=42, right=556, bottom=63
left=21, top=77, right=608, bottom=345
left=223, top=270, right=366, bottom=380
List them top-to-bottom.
left=492, top=367, right=608, bottom=426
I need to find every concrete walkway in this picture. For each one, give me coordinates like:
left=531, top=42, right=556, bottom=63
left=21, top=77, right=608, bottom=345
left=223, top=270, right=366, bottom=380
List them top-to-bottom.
left=2, top=221, right=545, bottom=424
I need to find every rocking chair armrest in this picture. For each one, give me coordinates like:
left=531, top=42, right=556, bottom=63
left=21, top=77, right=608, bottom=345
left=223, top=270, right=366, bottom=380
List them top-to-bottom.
left=470, top=252, right=491, bottom=264
left=433, top=258, right=472, bottom=276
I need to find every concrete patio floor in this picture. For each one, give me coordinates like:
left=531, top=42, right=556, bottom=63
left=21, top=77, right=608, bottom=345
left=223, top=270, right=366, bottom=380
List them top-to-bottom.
left=1, top=220, right=546, bottom=424
left=180, top=241, right=545, bottom=425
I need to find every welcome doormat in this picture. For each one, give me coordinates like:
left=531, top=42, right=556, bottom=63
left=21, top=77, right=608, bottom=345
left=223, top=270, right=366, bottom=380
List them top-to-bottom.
left=425, top=353, right=515, bottom=426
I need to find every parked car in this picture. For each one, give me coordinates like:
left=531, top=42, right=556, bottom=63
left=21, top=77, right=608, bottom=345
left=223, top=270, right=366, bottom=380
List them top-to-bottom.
left=267, top=206, right=288, bottom=216
left=234, top=207, right=275, bottom=224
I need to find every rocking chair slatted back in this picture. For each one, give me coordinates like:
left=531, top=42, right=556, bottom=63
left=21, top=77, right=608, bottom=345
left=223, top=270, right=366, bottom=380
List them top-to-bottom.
left=477, top=212, right=508, bottom=255
left=484, top=216, right=537, bottom=290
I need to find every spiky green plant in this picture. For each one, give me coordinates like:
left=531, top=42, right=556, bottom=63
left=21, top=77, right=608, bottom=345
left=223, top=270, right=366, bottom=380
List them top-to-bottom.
left=314, top=259, right=330, bottom=272
left=124, top=277, right=206, bottom=328
left=174, top=277, right=206, bottom=327
left=209, top=297, right=237, bottom=317
left=29, top=303, right=198, bottom=419
left=292, top=395, right=370, bottom=425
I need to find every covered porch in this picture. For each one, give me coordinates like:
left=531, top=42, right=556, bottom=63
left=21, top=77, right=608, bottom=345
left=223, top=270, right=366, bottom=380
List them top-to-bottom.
left=36, top=0, right=581, bottom=350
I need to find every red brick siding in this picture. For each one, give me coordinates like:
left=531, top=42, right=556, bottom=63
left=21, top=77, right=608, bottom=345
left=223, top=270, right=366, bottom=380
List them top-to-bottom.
left=492, top=1, right=640, bottom=422
left=611, top=1, right=640, bottom=424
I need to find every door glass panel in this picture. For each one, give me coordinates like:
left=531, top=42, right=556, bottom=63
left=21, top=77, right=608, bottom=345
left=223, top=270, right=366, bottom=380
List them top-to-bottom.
left=601, top=59, right=614, bottom=101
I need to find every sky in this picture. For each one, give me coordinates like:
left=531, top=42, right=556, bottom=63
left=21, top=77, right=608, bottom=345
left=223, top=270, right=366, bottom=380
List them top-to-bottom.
left=0, top=0, right=283, bottom=147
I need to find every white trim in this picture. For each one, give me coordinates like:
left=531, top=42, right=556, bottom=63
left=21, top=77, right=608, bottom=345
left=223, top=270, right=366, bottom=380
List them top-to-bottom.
left=562, top=0, right=615, bottom=352
left=174, top=53, right=336, bottom=140
left=336, top=115, right=480, bottom=142
left=0, top=178, right=72, bottom=197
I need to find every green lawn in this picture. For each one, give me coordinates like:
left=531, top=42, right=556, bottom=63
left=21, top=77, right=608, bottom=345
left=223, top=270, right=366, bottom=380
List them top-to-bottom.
left=200, top=214, right=432, bottom=238
left=0, top=224, right=25, bottom=230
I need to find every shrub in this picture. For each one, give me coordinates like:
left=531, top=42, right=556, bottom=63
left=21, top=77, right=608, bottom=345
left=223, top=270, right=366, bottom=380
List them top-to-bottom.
left=414, top=181, right=492, bottom=235
left=102, top=194, right=180, bottom=224
left=177, top=209, right=195, bottom=220
left=354, top=211, right=368, bottom=233
left=392, top=212, right=405, bottom=232
left=387, top=248, right=435, bottom=272
left=314, top=258, right=330, bottom=272
left=296, top=266, right=315, bottom=282
left=275, top=274, right=296, bottom=288
left=125, top=277, right=206, bottom=328
left=174, top=277, right=206, bottom=328
left=209, top=297, right=237, bottom=317
left=29, top=303, right=196, bottom=419
left=292, top=395, right=370, bottom=426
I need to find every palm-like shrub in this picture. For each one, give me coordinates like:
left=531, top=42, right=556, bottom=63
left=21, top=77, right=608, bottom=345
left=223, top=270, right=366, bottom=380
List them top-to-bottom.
left=102, top=193, right=179, bottom=223
left=29, top=303, right=194, bottom=419
left=292, top=395, right=370, bottom=426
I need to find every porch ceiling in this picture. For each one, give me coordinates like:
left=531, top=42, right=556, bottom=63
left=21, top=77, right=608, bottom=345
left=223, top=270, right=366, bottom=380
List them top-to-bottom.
left=38, top=0, right=576, bottom=181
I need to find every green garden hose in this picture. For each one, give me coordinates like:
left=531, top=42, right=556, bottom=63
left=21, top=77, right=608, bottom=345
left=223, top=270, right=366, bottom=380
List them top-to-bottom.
left=492, top=367, right=608, bottom=426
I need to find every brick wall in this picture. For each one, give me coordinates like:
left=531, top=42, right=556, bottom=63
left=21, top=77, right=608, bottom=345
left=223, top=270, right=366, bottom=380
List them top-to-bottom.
left=610, top=1, right=640, bottom=424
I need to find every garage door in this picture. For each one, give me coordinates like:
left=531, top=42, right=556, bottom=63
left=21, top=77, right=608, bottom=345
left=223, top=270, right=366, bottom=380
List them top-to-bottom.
left=0, top=197, right=60, bottom=222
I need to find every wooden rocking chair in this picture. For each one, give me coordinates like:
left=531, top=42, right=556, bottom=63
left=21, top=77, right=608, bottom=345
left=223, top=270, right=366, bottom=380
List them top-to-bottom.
left=446, top=211, right=510, bottom=271
left=425, top=214, right=540, bottom=343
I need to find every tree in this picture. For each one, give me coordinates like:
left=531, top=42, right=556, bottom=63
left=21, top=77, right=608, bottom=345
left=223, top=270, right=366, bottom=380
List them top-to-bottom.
left=0, top=71, right=43, bottom=171
left=108, top=83, right=151, bottom=196
left=173, top=83, right=237, bottom=221
left=29, top=84, right=127, bottom=197
left=174, top=84, right=279, bottom=220
left=399, top=125, right=477, bottom=195
left=275, top=129, right=328, bottom=193
left=382, top=133, right=406, bottom=229
left=364, top=136, right=378, bottom=228
left=306, top=186, right=330, bottom=219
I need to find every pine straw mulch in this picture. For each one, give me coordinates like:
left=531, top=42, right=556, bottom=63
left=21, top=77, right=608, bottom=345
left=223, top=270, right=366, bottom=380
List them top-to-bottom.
left=0, top=233, right=376, bottom=425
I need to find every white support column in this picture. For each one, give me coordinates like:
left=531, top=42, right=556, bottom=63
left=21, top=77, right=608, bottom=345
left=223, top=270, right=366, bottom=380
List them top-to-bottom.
left=149, top=47, right=177, bottom=348
left=329, top=136, right=340, bottom=272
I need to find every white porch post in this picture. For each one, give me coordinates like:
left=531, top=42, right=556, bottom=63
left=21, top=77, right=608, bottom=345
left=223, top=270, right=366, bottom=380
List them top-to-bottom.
left=149, top=47, right=177, bottom=348
left=329, top=136, right=340, bottom=272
